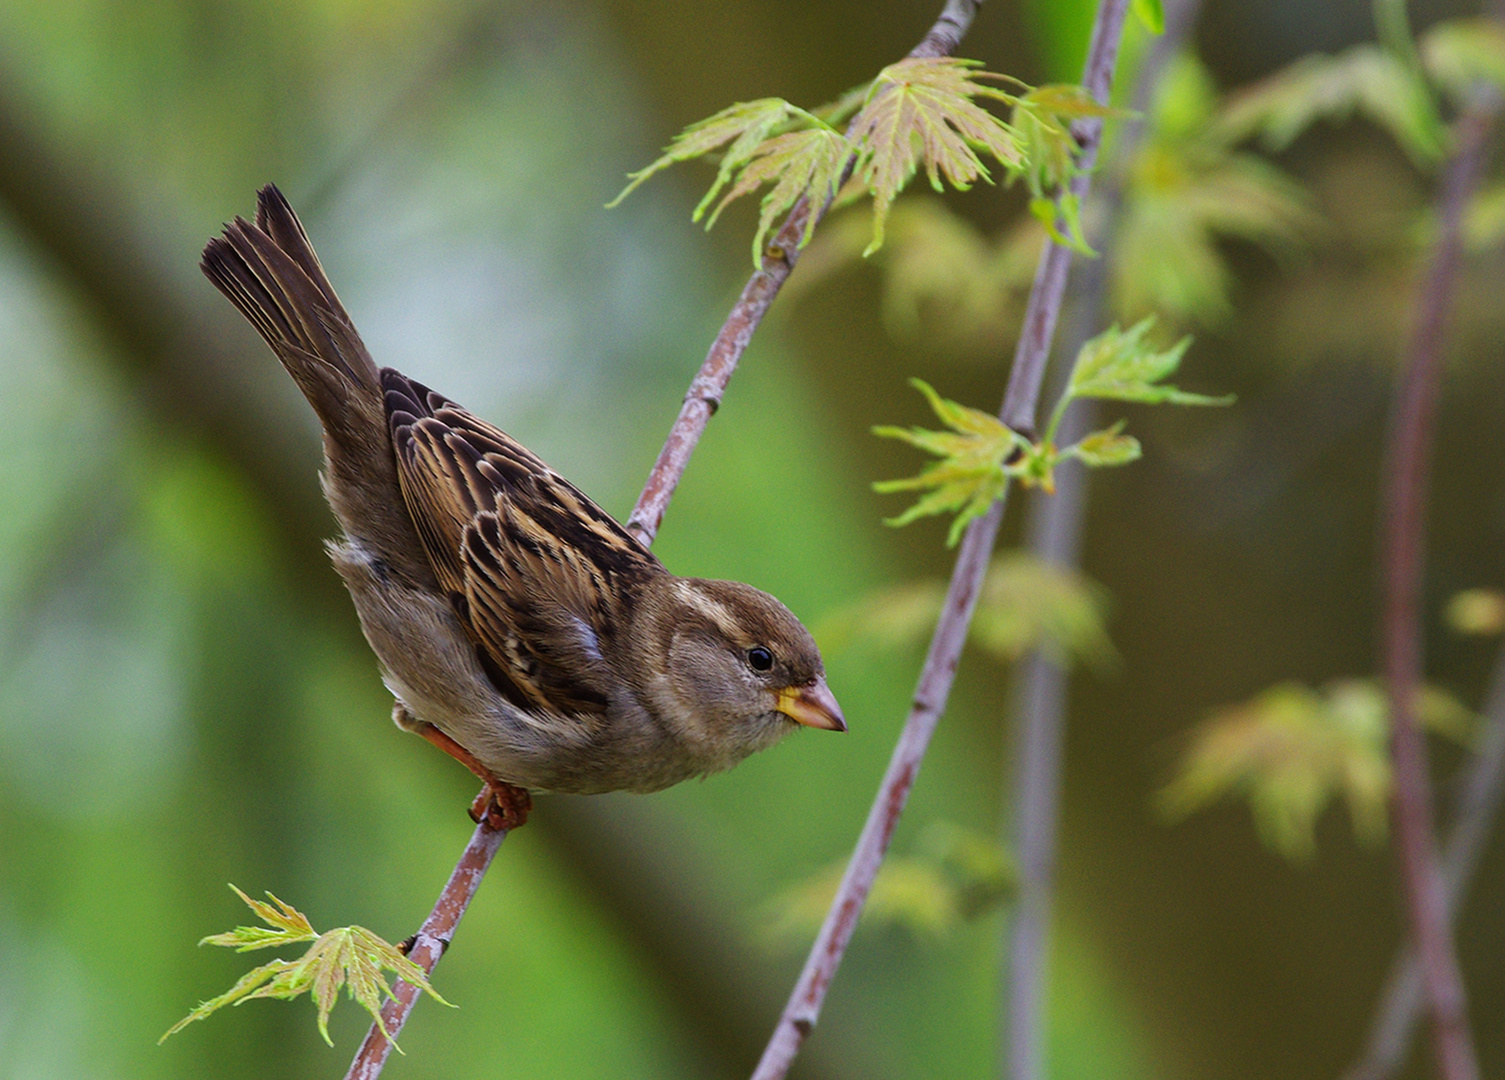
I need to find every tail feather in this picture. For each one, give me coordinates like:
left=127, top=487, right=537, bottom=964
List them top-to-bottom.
left=201, top=185, right=381, bottom=443
left=203, top=185, right=431, bottom=584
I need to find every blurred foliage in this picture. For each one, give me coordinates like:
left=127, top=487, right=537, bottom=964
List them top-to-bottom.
left=1216, top=16, right=1505, bottom=169
left=1114, top=53, right=1320, bottom=324
left=820, top=551, right=1118, bottom=672
left=1445, top=588, right=1505, bottom=636
left=1159, top=679, right=1476, bottom=860
left=762, top=821, right=1017, bottom=942
left=161, top=886, right=448, bottom=1048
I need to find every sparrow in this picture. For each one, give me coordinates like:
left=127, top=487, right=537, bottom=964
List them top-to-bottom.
left=201, top=185, right=844, bottom=829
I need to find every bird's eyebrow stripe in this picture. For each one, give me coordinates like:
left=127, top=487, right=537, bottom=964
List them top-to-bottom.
left=671, top=580, right=741, bottom=640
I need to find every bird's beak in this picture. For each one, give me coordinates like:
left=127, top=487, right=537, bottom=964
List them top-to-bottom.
left=777, top=677, right=847, bottom=732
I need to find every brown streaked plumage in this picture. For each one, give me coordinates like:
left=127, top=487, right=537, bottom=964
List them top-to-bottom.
left=202, top=185, right=844, bottom=828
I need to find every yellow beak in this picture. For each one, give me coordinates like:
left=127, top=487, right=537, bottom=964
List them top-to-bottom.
left=776, top=676, right=847, bottom=732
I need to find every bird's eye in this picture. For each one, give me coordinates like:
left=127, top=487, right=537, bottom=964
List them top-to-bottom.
left=746, top=646, right=774, bottom=672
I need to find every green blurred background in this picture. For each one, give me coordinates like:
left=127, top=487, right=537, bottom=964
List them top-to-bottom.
left=0, top=0, right=1501, bottom=1077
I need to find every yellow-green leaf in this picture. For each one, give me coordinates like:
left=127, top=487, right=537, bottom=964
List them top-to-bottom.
left=1133, top=0, right=1166, bottom=34
left=1421, top=17, right=1505, bottom=100
left=848, top=57, right=1025, bottom=254
left=608, top=97, right=804, bottom=210
left=704, top=126, right=853, bottom=264
left=1067, top=318, right=1228, bottom=406
left=873, top=379, right=1025, bottom=545
left=1068, top=421, right=1143, bottom=468
left=1445, top=588, right=1505, bottom=635
left=161, top=885, right=452, bottom=1049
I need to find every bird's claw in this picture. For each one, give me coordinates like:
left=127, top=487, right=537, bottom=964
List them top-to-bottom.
left=469, top=781, right=531, bottom=831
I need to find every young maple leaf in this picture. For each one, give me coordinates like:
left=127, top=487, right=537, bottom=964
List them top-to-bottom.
left=848, top=57, right=1026, bottom=255
left=608, top=97, right=810, bottom=213
left=703, top=126, right=853, bottom=265
left=1066, top=318, right=1229, bottom=406
left=873, top=378, right=1027, bottom=546
left=161, top=884, right=451, bottom=1050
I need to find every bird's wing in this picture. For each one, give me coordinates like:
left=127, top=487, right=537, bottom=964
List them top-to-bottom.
left=383, top=370, right=662, bottom=717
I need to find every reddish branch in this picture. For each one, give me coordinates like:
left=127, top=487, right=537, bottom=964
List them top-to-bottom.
left=346, top=1, right=989, bottom=1073
left=750, top=2, right=1131, bottom=1077
left=1377, top=85, right=1499, bottom=1080
left=1345, top=638, right=1505, bottom=1080
left=345, top=823, right=509, bottom=1078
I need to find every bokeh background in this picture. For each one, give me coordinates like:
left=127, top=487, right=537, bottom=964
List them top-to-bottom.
left=0, top=0, right=1501, bottom=1077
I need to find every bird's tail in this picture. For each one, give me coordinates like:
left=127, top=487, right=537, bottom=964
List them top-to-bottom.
left=201, top=184, right=384, bottom=456
left=203, top=185, right=421, bottom=569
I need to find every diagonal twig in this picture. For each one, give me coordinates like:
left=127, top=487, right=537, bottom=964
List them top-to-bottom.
left=348, top=2, right=991, bottom=1075
left=750, top=2, right=1133, bottom=1077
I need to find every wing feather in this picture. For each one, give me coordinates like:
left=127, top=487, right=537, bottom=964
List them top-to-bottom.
left=383, top=370, right=662, bottom=718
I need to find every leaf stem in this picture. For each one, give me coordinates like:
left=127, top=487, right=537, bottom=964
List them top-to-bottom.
left=749, top=2, right=1132, bottom=1078
left=1376, top=78, right=1500, bottom=1080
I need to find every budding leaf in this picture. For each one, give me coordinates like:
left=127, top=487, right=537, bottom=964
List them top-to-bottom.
left=1068, top=318, right=1231, bottom=406
left=873, top=379, right=1026, bottom=545
left=1068, top=421, right=1143, bottom=467
left=160, top=884, right=452, bottom=1050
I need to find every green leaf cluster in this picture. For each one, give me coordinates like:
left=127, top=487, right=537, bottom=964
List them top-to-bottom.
left=784, top=50, right=1319, bottom=346
left=611, top=57, right=1109, bottom=266
left=875, top=319, right=1230, bottom=543
left=872, top=378, right=1027, bottom=546
left=819, top=551, right=1117, bottom=673
left=1158, top=680, right=1476, bottom=859
left=761, top=821, right=1016, bottom=942
left=160, top=885, right=451, bottom=1050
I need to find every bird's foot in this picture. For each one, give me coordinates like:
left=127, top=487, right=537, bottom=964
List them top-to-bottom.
left=412, top=719, right=531, bottom=831
left=469, top=782, right=532, bottom=831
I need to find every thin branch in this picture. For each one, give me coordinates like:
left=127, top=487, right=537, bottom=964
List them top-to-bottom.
left=625, top=0, right=985, bottom=548
left=348, top=2, right=993, bottom=1071
left=750, top=3, right=1132, bottom=1078
left=1000, top=7, right=1202, bottom=1077
left=1377, top=82, right=1500, bottom=1080
left=1344, top=638, right=1505, bottom=1080
left=345, top=822, right=509, bottom=1079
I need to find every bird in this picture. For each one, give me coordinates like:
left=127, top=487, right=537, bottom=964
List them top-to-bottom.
left=201, top=184, right=845, bottom=830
